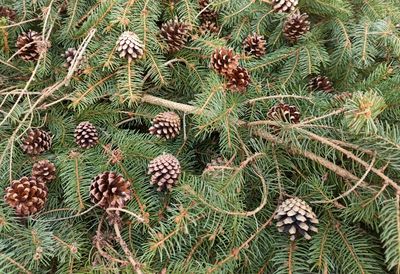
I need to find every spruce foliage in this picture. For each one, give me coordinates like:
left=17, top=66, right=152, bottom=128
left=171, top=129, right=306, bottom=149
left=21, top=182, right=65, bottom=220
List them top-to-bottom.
left=1, top=0, right=400, bottom=273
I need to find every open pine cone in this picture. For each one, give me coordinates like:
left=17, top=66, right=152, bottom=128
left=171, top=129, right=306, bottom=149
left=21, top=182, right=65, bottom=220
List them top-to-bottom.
left=198, top=0, right=219, bottom=22
left=271, top=0, right=298, bottom=13
left=0, top=6, right=16, bottom=21
left=283, top=11, right=311, bottom=43
left=160, top=19, right=190, bottom=52
left=199, top=21, right=220, bottom=35
left=16, top=30, right=49, bottom=61
left=116, top=31, right=144, bottom=61
left=243, top=33, right=266, bottom=57
left=210, top=47, right=239, bottom=76
left=63, top=48, right=87, bottom=75
left=227, top=66, right=250, bottom=92
left=309, top=75, right=334, bottom=93
left=267, top=103, right=301, bottom=127
left=149, top=111, right=181, bottom=139
left=74, top=121, right=99, bottom=149
left=21, top=129, right=52, bottom=155
left=148, top=154, right=181, bottom=191
left=202, top=156, right=232, bottom=180
left=32, top=160, right=56, bottom=183
left=90, top=171, right=131, bottom=210
left=4, top=177, right=48, bottom=216
left=274, top=197, right=319, bottom=240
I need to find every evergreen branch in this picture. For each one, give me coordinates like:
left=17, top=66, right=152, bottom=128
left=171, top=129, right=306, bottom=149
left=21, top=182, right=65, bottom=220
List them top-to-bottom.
left=66, top=0, right=79, bottom=31
left=0, top=18, right=41, bottom=29
left=71, top=72, right=116, bottom=107
left=140, top=95, right=368, bottom=187
left=246, top=95, right=313, bottom=105
left=299, top=128, right=400, bottom=193
left=252, top=129, right=363, bottom=183
left=183, top=154, right=268, bottom=216
left=73, top=155, right=85, bottom=211
left=312, top=155, right=376, bottom=204
left=207, top=210, right=276, bottom=273
left=114, top=223, right=143, bottom=274
left=335, top=224, right=366, bottom=273
left=0, top=252, right=32, bottom=274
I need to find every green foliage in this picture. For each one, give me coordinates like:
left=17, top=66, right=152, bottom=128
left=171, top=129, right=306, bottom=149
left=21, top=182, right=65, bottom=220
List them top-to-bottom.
left=0, top=0, right=400, bottom=273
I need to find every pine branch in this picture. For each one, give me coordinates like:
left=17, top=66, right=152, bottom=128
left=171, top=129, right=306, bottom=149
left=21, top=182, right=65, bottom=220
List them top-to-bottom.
left=141, top=94, right=369, bottom=190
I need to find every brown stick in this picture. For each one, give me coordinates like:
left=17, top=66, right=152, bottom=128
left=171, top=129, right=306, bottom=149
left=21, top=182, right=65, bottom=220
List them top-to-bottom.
left=114, top=223, right=143, bottom=274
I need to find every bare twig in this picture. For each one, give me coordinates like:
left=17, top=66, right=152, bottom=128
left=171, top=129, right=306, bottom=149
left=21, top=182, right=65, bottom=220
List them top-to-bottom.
left=299, top=129, right=400, bottom=193
left=312, top=155, right=376, bottom=204
left=114, top=223, right=143, bottom=274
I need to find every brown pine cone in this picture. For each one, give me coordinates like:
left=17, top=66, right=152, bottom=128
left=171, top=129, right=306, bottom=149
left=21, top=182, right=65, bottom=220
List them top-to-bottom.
left=198, top=0, right=219, bottom=22
left=272, top=0, right=298, bottom=13
left=0, top=6, right=16, bottom=21
left=283, top=11, right=311, bottom=43
left=160, top=19, right=190, bottom=52
left=199, top=21, right=220, bottom=35
left=16, top=30, right=49, bottom=61
left=116, top=31, right=144, bottom=61
left=243, top=33, right=266, bottom=57
left=210, top=47, right=239, bottom=76
left=62, top=48, right=87, bottom=75
left=227, top=66, right=250, bottom=92
left=309, top=75, right=334, bottom=93
left=334, top=92, right=352, bottom=102
left=267, top=103, right=301, bottom=124
left=149, top=111, right=181, bottom=139
left=74, top=121, right=99, bottom=149
left=21, top=129, right=52, bottom=155
left=148, top=154, right=181, bottom=191
left=202, top=156, right=232, bottom=180
left=32, top=160, right=56, bottom=183
left=89, top=171, right=131, bottom=210
left=4, top=177, right=48, bottom=216
left=274, top=197, right=319, bottom=240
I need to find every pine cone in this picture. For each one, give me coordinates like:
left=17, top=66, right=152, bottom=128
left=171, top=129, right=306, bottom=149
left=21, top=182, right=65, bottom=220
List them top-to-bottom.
left=198, top=0, right=218, bottom=22
left=272, top=0, right=298, bottom=13
left=0, top=6, right=16, bottom=21
left=283, top=11, right=311, bottom=43
left=160, top=19, right=190, bottom=52
left=199, top=21, right=220, bottom=35
left=16, top=30, right=49, bottom=61
left=116, top=31, right=144, bottom=61
left=243, top=33, right=266, bottom=57
left=210, top=47, right=239, bottom=76
left=62, top=48, right=87, bottom=75
left=227, top=66, right=250, bottom=92
left=309, top=75, right=334, bottom=93
left=334, top=92, right=352, bottom=102
left=267, top=103, right=301, bottom=124
left=149, top=111, right=181, bottom=139
left=74, top=121, right=99, bottom=149
left=21, top=129, right=52, bottom=155
left=148, top=154, right=181, bottom=191
left=202, top=156, right=231, bottom=180
left=32, top=160, right=56, bottom=183
left=90, top=171, right=131, bottom=210
left=4, top=177, right=48, bottom=216
left=274, top=197, right=319, bottom=240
